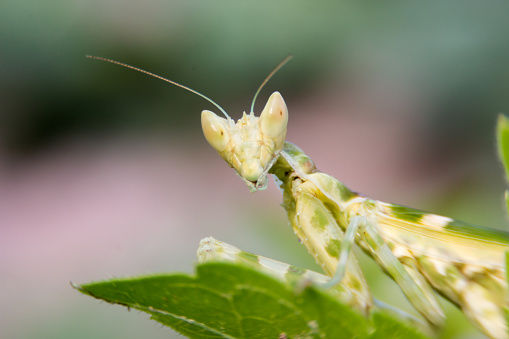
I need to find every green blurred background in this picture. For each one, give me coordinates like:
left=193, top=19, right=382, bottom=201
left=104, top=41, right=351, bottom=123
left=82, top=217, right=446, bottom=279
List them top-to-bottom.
left=2, top=1, right=509, bottom=338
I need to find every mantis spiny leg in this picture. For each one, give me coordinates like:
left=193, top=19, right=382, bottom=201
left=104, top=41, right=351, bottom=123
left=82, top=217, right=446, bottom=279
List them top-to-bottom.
left=288, top=180, right=372, bottom=308
left=360, top=213, right=445, bottom=327
left=321, top=215, right=363, bottom=289
left=197, top=237, right=372, bottom=315
left=197, top=237, right=432, bottom=334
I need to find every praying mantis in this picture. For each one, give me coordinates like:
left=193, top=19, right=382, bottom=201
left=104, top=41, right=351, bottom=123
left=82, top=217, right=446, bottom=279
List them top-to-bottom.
left=88, top=55, right=509, bottom=338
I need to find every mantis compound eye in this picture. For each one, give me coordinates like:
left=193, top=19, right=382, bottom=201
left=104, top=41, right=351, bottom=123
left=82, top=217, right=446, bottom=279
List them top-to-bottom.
left=259, top=91, right=288, bottom=140
left=201, top=110, right=230, bottom=152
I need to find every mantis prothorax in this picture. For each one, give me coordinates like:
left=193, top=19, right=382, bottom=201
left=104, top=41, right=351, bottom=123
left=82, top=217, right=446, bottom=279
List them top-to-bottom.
left=88, top=55, right=509, bottom=339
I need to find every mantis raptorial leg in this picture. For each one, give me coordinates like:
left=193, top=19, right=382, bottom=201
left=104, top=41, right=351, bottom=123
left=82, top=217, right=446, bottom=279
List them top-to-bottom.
left=88, top=55, right=509, bottom=339
left=321, top=215, right=363, bottom=289
left=197, top=236, right=431, bottom=335
left=197, top=236, right=372, bottom=316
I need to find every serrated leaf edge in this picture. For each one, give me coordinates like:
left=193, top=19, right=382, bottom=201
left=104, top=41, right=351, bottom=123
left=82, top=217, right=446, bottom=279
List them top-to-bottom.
left=75, top=283, right=237, bottom=339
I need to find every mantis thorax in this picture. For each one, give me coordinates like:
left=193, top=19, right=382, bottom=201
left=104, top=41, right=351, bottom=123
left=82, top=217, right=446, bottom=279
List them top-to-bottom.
left=201, top=91, right=288, bottom=191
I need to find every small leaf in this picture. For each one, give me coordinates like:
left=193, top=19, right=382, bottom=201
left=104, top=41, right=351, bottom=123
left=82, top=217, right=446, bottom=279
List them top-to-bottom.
left=497, top=114, right=509, bottom=182
left=76, top=262, right=428, bottom=339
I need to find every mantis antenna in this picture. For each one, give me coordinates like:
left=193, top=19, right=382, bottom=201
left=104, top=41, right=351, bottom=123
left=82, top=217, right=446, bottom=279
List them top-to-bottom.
left=250, top=54, right=293, bottom=114
left=86, top=55, right=231, bottom=120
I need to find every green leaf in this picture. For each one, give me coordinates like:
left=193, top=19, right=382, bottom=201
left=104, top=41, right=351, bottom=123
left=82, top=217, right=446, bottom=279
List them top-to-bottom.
left=497, top=114, right=509, bottom=182
left=76, top=262, right=428, bottom=339
left=368, top=312, right=428, bottom=339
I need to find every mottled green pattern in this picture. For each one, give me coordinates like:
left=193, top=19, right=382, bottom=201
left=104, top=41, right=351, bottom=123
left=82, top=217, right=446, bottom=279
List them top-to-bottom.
left=269, top=128, right=508, bottom=336
left=277, top=140, right=508, bottom=336
left=281, top=142, right=304, bottom=157
left=281, top=142, right=315, bottom=174
left=271, top=144, right=373, bottom=316
left=336, top=181, right=356, bottom=201
left=391, top=202, right=509, bottom=244
left=390, top=205, right=424, bottom=223
left=311, top=209, right=329, bottom=231
left=445, top=219, right=509, bottom=245
left=325, top=239, right=341, bottom=258
left=238, top=250, right=260, bottom=265
left=416, top=255, right=463, bottom=304
left=349, top=276, right=363, bottom=291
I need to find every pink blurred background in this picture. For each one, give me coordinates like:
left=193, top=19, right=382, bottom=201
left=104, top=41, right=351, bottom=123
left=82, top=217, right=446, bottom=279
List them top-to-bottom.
left=2, top=1, right=509, bottom=338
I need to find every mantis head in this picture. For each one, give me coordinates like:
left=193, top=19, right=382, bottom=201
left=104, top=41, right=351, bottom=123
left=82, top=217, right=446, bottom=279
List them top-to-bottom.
left=86, top=55, right=292, bottom=191
left=201, top=91, right=288, bottom=191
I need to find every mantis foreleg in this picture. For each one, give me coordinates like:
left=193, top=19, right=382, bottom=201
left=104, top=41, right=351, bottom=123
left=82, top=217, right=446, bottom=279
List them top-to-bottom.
left=287, top=181, right=372, bottom=307
left=360, top=212, right=444, bottom=326
left=321, top=215, right=362, bottom=289
left=197, top=236, right=372, bottom=315
left=197, top=237, right=432, bottom=334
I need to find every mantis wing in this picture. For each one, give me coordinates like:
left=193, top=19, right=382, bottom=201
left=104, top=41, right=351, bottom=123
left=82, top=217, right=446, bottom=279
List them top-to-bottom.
left=375, top=201, right=509, bottom=269
left=374, top=202, right=508, bottom=338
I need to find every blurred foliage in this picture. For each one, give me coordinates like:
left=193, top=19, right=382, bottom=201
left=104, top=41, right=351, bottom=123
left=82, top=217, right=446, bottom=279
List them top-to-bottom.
left=497, top=115, right=509, bottom=214
left=497, top=115, right=509, bottom=181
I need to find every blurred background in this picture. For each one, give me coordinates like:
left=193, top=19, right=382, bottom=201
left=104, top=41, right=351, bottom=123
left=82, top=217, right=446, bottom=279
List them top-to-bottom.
left=1, top=1, right=509, bottom=338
